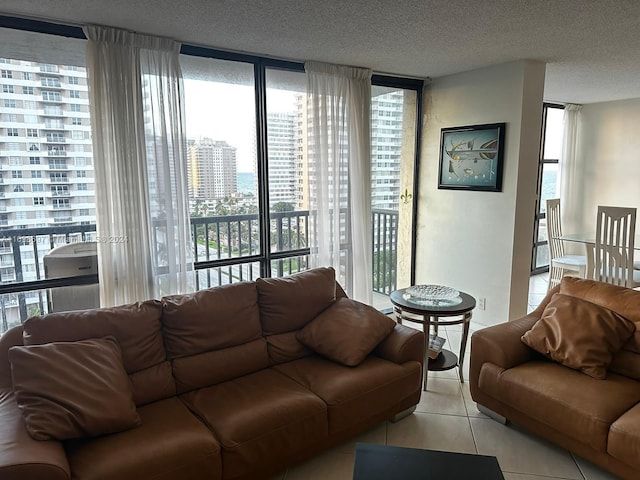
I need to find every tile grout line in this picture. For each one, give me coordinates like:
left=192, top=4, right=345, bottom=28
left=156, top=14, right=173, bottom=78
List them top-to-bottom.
left=467, top=410, right=480, bottom=455
left=570, top=452, right=588, bottom=480
left=500, top=469, right=580, bottom=479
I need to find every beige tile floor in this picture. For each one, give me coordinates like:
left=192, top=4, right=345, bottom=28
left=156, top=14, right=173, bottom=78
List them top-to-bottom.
left=270, top=274, right=621, bottom=480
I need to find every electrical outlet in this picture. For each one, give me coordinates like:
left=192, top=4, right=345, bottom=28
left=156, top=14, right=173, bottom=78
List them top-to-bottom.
left=478, top=297, right=486, bottom=310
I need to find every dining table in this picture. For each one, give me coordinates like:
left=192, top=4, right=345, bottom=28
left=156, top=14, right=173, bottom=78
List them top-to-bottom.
left=559, top=232, right=640, bottom=280
left=560, top=232, right=640, bottom=249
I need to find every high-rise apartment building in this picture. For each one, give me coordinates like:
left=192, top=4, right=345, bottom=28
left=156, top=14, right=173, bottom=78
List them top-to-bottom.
left=0, top=58, right=96, bottom=326
left=0, top=58, right=95, bottom=259
left=294, top=90, right=406, bottom=213
left=371, top=90, right=404, bottom=211
left=267, top=112, right=297, bottom=209
left=187, top=137, right=237, bottom=201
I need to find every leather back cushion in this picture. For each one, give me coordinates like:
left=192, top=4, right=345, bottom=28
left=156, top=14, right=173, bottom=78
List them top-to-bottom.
left=257, top=267, right=336, bottom=335
left=559, top=277, right=640, bottom=378
left=560, top=277, right=640, bottom=351
left=162, top=282, right=268, bottom=393
left=162, top=282, right=262, bottom=356
left=521, top=293, right=636, bottom=379
left=22, top=301, right=173, bottom=406
left=265, top=332, right=313, bottom=366
left=9, top=336, right=140, bottom=440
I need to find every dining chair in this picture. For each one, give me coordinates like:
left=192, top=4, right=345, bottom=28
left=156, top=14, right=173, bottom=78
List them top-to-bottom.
left=546, top=199, right=588, bottom=291
left=594, top=206, right=640, bottom=288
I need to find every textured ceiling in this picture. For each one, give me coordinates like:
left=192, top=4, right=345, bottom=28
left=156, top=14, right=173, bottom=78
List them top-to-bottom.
left=1, top=0, right=640, bottom=104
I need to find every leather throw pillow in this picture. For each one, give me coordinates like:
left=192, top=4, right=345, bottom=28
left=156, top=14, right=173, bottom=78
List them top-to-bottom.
left=521, top=293, right=636, bottom=379
left=297, top=297, right=396, bottom=367
left=9, top=336, right=141, bottom=441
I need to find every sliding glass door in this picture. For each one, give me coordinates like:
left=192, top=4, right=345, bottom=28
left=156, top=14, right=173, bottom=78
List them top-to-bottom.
left=181, top=56, right=261, bottom=286
left=371, top=85, right=419, bottom=307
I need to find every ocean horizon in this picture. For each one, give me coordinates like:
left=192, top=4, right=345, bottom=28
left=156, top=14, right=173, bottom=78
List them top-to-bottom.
left=237, top=171, right=256, bottom=195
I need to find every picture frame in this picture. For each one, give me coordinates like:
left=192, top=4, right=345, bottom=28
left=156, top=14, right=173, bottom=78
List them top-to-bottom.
left=437, top=123, right=506, bottom=192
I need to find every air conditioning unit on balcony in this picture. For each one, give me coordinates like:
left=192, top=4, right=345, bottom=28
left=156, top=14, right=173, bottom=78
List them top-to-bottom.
left=43, top=241, right=99, bottom=313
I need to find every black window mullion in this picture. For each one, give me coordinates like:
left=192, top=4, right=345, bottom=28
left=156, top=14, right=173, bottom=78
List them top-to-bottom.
left=254, top=62, right=271, bottom=278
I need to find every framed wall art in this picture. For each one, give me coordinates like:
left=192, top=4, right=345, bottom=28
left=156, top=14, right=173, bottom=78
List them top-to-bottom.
left=437, top=123, right=506, bottom=192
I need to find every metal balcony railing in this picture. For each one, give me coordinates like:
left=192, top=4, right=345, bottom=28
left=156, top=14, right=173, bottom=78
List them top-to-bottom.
left=47, top=149, right=67, bottom=156
left=0, top=208, right=398, bottom=332
left=372, top=208, right=399, bottom=295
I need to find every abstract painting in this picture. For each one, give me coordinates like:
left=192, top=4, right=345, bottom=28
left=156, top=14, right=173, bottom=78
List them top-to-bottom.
left=438, top=123, right=506, bottom=192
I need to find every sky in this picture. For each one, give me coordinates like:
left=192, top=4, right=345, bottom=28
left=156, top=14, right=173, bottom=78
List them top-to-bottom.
left=183, top=79, right=298, bottom=172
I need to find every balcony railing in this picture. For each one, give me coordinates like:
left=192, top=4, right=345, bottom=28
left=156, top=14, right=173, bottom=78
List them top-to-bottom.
left=47, top=149, right=67, bottom=156
left=0, top=208, right=398, bottom=332
left=190, top=208, right=398, bottom=293
left=372, top=208, right=398, bottom=295
left=0, top=224, right=97, bottom=329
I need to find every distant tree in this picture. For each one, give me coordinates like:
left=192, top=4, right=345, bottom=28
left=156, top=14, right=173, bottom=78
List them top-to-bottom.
left=191, top=199, right=203, bottom=218
left=214, top=202, right=230, bottom=216
left=272, top=202, right=295, bottom=213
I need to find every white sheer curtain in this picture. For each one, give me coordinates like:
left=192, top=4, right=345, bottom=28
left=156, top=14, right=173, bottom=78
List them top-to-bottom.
left=84, top=26, right=193, bottom=306
left=305, top=61, right=372, bottom=303
left=558, top=103, right=583, bottom=234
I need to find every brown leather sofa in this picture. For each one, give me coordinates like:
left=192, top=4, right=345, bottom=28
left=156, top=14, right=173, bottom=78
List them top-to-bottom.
left=0, top=267, right=424, bottom=480
left=470, top=277, right=640, bottom=480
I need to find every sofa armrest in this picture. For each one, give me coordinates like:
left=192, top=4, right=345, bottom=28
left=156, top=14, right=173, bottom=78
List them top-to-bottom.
left=470, top=314, right=540, bottom=372
left=373, top=323, right=424, bottom=365
left=0, top=326, right=24, bottom=389
left=0, top=389, right=70, bottom=480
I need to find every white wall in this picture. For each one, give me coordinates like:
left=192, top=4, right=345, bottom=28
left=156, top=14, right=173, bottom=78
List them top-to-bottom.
left=416, top=60, right=545, bottom=326
left=572, top=98, right=640, bottom=231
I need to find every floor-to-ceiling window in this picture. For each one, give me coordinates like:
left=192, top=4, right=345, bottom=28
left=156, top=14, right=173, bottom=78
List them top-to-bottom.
left=0, top=16, right=423, bottom=332
left=180, top=49, right=423, bottom=299
left=181, top=55, right=261, bottom=287
left=370, top=83, right=419, bottom=307
left=531, top=103, right=564, bottom=274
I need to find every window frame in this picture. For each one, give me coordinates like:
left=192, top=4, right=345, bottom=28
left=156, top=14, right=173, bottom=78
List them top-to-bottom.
left=0, top=14, right=423, bottom=314
left=181, top=47, right=423, bottom=285
left=531, top=102, right=565, bottom=275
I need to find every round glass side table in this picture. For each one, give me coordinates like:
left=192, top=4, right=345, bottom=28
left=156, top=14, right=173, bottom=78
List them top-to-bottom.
left=390, top=286, right=476, bottom=391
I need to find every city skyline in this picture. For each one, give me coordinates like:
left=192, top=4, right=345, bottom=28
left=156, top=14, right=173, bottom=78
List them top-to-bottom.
left=183, top=89, right=408, bottom=212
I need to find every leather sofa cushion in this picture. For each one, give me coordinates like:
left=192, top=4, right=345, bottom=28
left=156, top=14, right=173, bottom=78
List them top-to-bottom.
left=257, top=267, right=336, bottom=335
left=559, top=277, right=640, bottom=380
left=560, top=277, right=640, bottom=352
left=162, top=282, right=261, bottom=358
left=163, top=283, right=268, bottom=394
left=521, top=293, right=635, bottom=379
left=297, top=297, right=396, bottom=366
left=22, top=300, right=173, bottom=406
left=23, top=300, right=164, bottom=372
left=265, top=331, right=313, bottom=366
left=9, top=337, right=140, bottom=441
left=171, top=339, right=269, bottom=393
left=608, top=349, right=640, bottom=380
left=274, top=355, right=421, bottom=434
left=478, top=361, right=640, bottom=452
left=181, top=369, right=327, bottom=480
left=65, top=397, right=221, bottom=480
left=609, top=403, right=640, bottom=471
